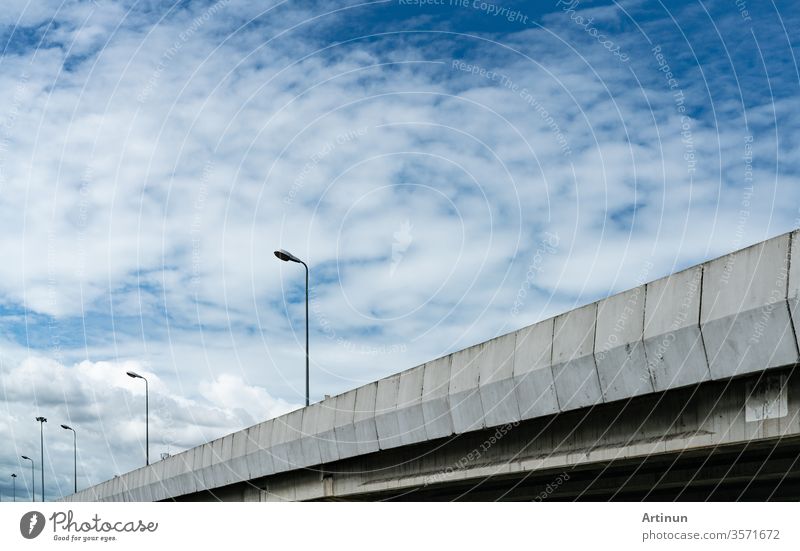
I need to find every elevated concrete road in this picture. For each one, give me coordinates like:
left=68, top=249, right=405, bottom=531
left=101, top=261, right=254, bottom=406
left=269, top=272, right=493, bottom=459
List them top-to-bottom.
left=63, top=231, right=800, bottom=501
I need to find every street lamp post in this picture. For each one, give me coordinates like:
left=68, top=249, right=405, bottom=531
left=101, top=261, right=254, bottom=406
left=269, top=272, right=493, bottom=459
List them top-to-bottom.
left=274, top=249, right=310, bottom=406
left=126, top=371, right=149, bottom=465
left=35, top=417, right=46, bottom=502
left=61, top=424, right=77, bottom=494
left=21, top=456, right=33, bottom=502
left=11, top=474, right=16, bottom=502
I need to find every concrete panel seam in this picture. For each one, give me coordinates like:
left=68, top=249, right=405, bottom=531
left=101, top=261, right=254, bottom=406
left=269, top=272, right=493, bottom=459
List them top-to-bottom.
left=786, top=232, right=800, bottom=358
left=697, top=263, right=712, bottom=370
left=641, top=280, right=656, bottom=389
left=549, top=314, right=560, bottom=410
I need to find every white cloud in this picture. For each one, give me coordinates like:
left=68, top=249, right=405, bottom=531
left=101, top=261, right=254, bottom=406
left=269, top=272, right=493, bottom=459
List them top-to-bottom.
left=0, top=352, right=298, bottom=499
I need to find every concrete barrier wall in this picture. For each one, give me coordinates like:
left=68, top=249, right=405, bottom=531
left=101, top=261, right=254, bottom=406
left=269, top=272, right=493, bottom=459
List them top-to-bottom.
left=63, top=231, right=800, bottom=502
left=701, top=235, right=798, bottom=379
left=643, top=265, right=708, bottom=391
left=552, top=303, right=601, bottom=411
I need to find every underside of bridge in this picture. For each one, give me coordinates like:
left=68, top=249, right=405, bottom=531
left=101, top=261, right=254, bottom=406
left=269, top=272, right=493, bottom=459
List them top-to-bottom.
left=174, top=365, right=800, bottom=502
left=354, top=439, right=800, bottom=501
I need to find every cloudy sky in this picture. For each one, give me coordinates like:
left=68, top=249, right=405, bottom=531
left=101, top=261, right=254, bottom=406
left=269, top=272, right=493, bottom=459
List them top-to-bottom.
left=0, top=0, right=798, bottom=501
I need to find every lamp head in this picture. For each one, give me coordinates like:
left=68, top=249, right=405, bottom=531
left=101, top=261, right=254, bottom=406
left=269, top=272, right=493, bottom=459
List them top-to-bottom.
left=274, top=249, right=302, bottom=263
left=126, top=371, right=142, bottom=379
left=35, top=416, right=47, bottom=423
left=61, top=424, right=73, bottom=431
left=21, top=456, right=30, bottom=461
left=11, top=473, right=16, bottom=478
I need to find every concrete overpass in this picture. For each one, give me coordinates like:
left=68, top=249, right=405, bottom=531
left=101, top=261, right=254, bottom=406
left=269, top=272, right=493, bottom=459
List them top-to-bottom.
left=64, top=231, right=800, bottom=501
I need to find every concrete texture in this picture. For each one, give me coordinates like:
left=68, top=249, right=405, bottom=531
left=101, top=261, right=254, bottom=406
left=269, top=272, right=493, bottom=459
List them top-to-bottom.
left=61, top=231, right=800, bottom=503
left=701, top=234, right=798, bottom=379
left=644, top=266, right=709, bottom=391
left=595, top=286, right=652, bottom=401
left=552, top=303, right=602, bottom=411
left=513, top=318, right=558, bottom=419
left=478, top=332, right=521, bottom=427
left=448, top=344, right=485, bottom=433
left=421, top=355, right=454, bottom=440
left=397, top=366, right=427, bottom=445
left=374, top=374, right=402, bottom=449
left=353, top=383, right=380, bottom=455
left=333, top=390, right=358, bottom=459
left=316, top=397, right=339, bottom=464
left=299, top=402, right=323, bottom=467
left=284, top=408, right=305, bottom=470
left=269, top=415, right=290, bottom=472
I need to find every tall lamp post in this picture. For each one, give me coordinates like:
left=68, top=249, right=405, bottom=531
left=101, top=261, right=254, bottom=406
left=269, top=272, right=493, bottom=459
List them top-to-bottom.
left=274, top=249, right=310, bottom=406
left=126, top=371, right=149, bottom=465
left=35, top=416, right=46, bottom=502
left=61, top=424, right=77, bottom=494
left=21, top=456, right=34, bottom=502
left=10, top=474, right=16, bottom=502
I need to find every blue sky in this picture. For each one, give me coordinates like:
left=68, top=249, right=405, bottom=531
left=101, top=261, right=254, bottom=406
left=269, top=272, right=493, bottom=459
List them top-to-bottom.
left=0, top=0, right=798, bottom=500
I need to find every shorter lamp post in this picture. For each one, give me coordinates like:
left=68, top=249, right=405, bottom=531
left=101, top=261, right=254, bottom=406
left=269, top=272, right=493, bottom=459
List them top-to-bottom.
left=273, top=249, right=310, bottom=406
left=126, top=371, right=149, bottom=465
left=35, top=416, right=46, bottom=502
left=61, top=424, right=77, bottom=494
left=21, top=456, right=34, bottom=502
left=11, top=474, right=16, bottom=502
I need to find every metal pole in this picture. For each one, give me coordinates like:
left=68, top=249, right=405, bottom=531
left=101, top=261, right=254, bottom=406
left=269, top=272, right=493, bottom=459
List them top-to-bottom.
left=273, top=250, right=311, bottom=406
left=304, top=261, right=309, bottom=407
left=145, top=377, right=149, bottom=466
left=39, top=422, right=44, bottom=502
left=73, top=430, right=77, bottom=494
left=22, top=457, right=34, bottom=502
left=11, top=474, right=16, bottom=502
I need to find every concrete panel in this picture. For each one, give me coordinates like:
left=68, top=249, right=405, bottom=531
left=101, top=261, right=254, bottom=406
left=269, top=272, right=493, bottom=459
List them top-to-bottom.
left=701, top=234, right=797, bottom=379
left=644, top=266, right=709, bottom=391
left=595, top=286, right=653, bottom=401
left=552, top=303, right=603, bottom=411
left=513, top=318, right=558, bottom=419
left=478, top=332, right=521, bottom=427
left=449, top=344, right=485, bottom=433
left=421, top=355, right=454, bottom=439
left=397, top=365, right=427, bottom=445
left=374, top=374, right=402, bottom=449
left=354, top=383, right=380, bottom=455
left=334, top=390, right=359, bottom=459
left=316, top=396, right=339, bottom=464
left=299, top=402, right=323, bottom=467
left=284, top=408, right=305, bottom=470
left=270, top=415, right=291, bottom=473
left=246, top=420, right=274, bottom=479
left=242, top=425, right=260, bottom=481
left=225, top=429, right=249, bottom=485
left=207, top=437, right=226, bottom=489
left=199, top=439, right=219, bottom=490
left=192, top=445, right=208, bottom=492
left=176, top=449, right=198, bottom=496
left=161, top=452, right=183, bottom=497
left=148, top=461, right=168, bottom=502
left=140, top=467, right=155, bottom=501
left=124, top=470, right=139, bottom=501
left=111, top=476, right=124, bottom=502
left=137, top=481, right=153, bottom=503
